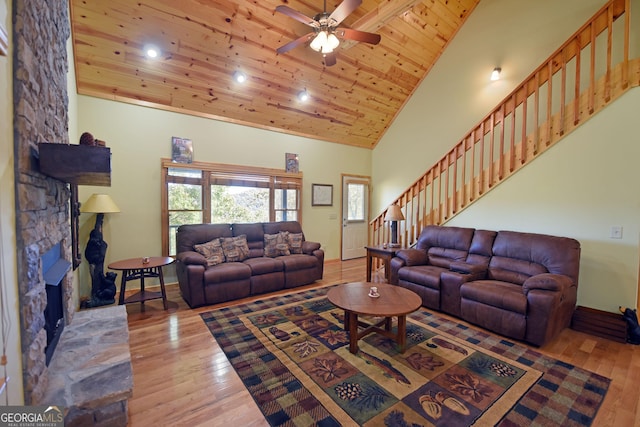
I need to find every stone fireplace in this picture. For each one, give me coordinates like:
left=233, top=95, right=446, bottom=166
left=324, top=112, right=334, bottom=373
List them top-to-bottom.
left=13, top=0, right=75, bottom=404
left=12, top=3, right=132, bottom=419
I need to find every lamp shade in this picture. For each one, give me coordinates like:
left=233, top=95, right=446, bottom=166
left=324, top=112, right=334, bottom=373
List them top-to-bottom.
left=80, top=194, right=121, bottom=214
left=384, top=204, right=405, bottom=221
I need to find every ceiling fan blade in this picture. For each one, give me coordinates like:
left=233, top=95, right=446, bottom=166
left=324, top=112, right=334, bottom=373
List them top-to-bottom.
left=328, top=0, right=362, bottom=26
left=275, top=5, right=319, bottom=28
left=336, top=28, right=381, bottom=45
left=276, top=32, right=315, bottom=54
left=324, top=52, right=337, bottom=67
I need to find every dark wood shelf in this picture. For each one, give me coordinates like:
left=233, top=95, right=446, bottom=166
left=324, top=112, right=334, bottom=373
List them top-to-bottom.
left=38, top=143, right=111, bottom=186
left=124, top=290, right=163, bottom=304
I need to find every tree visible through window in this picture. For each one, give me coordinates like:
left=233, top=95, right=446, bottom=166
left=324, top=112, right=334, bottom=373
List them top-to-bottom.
left=162, top=159, right=302, bottom=256
left=347, top=182, right=365, bottom=221
left=211, top=185, right=269, bottom=223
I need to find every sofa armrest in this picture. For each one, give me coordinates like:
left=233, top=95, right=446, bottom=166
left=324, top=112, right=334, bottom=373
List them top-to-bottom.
left=302, top=241, right=321, bottom=254
left=395, top=249, right=429, bottom=266
left=176, top=250, right=207, bottom=266
left=449, top=261, right=486, bottom=275
left=522, top=273, right=574, bottom=294
left=523, top=273, right=577, bottom=346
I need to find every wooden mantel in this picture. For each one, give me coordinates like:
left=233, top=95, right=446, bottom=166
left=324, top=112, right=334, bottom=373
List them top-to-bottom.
left=38, top=143, right=111, bottom=186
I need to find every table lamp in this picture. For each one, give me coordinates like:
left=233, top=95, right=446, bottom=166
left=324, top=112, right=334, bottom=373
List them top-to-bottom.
left=80, top=194, right=120, bottom=307
left=384, top=204, right=405, bottom=248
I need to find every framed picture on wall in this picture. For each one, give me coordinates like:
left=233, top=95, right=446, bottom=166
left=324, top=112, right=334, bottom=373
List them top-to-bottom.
left=172, top=136, right=193, bottom=163
left=285, top=153, right=299, bottom=173
left=312, top=184, right=333, bottom=206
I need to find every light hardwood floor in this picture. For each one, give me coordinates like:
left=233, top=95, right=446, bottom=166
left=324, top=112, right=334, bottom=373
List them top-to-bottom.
left=124, top=258, right=640, bottom=426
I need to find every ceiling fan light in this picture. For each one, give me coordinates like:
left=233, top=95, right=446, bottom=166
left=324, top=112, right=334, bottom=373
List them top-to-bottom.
left=310, top=31, right=327, bottom=52
left=327, top=33, right=340, bottom=50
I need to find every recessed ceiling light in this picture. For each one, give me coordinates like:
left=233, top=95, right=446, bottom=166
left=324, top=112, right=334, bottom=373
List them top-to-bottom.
left=143, top=44, right=160, bottom=58
left=233, top=71, right=247, bottom=83
left=298, top=90, right=310, bottom=102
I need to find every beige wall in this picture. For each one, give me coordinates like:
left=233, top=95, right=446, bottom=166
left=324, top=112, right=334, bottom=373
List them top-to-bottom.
left=0, top=0, right=24, bottom=404
left=372, top=0, right=639, bottom=312
left=372, top=0, right=608, bottom=214
left=75, top=96, right=371, bottom=298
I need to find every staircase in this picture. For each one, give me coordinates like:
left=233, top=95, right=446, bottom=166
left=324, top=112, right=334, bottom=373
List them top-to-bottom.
left=370, top=0, right=638, bottom=248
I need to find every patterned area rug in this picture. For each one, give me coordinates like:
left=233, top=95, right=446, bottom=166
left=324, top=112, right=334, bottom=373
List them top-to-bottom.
left=201, top=286, right=610, bottom=426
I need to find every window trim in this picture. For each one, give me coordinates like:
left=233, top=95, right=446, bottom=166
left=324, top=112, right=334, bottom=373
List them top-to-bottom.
left=161, top=158, right=303, bottom=256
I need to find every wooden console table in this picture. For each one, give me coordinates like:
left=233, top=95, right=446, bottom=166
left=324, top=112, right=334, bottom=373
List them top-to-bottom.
left=365, top=245, right=402, bottom=282
left=108, top=256, right=173, bottom=310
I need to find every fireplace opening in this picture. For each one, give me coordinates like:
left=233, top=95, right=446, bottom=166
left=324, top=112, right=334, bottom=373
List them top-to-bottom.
left=42, top=242, right=71, bottom=366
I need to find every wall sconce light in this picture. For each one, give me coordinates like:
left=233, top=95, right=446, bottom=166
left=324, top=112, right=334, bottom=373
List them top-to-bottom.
left=491, top=67, right=502, bottom=81
left=233, top=71, right=247, bottom=83
left=297, top=90, right=310, bottom=102
left=80, top=194, right=120, bottom=307
left=384, top=204, right=405, bottom=247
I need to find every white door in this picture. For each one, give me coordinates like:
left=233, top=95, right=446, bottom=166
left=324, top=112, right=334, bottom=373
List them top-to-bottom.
left=341, top=175, right=370, bottom=260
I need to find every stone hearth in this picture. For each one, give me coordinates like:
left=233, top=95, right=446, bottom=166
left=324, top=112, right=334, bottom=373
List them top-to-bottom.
left=42, top=305, right=133, bottom=426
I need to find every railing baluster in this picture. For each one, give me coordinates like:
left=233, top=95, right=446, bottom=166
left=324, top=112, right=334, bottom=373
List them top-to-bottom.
left=623, top=0, right=630, bottom=88
left=605, top=4, right=613, bottom=102
left=589, top=21, right=596, bottom=113
left=574, top=40, right=581, bottom=125
left=560, top=50, right=567, bottom=136
left=546, top=60, right=553, bottom=147
left=533, top=73, right=540, bottom=155
left=521, top=88, right=528, bottom=164
left=509, top=95, right=516, bottom=172
left=498, top=104, right=505, bottom=180
left=489, top=114, right=495, bottom=187
left=478, top=123, right=485, bottom=194
left=469, top=134, right=475, bottom=201
left=461, top=139, right=467, bottom=207
left=452, top=147, right=458, bottom=213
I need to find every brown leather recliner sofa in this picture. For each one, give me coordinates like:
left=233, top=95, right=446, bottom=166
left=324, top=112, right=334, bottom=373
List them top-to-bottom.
left=176, top=221, right=324, bottom=308
left=390, top=225, right=581, bottom=346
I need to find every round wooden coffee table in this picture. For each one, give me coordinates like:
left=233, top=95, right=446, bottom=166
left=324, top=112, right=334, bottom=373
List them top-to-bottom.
left=327, top=282, right=422, bottom=354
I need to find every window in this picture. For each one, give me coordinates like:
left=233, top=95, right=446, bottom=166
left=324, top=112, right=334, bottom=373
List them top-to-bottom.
left=162, top=159, right=302, bottom=256
left=346, top=182, right=366, bottom=221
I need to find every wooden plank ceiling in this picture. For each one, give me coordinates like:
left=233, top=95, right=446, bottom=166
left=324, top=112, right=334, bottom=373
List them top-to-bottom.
left=70, top=0, right=479, bottom=149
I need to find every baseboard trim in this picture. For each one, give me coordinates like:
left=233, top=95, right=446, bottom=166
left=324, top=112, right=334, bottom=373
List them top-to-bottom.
left=571, top=306, right=627, bottom=343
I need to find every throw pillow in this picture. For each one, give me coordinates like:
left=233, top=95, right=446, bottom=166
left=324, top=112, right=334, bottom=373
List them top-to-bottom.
left=264, top=231, right=290, bottom=257
left=287, top=232, right=304, bottom=254
left=221, top=235, right=250, bottom=262
left=194, top=238, right=225, bottom=266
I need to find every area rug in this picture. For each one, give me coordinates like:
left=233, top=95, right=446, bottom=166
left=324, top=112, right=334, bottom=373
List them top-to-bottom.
left=201, top=286, right=610, bottom=426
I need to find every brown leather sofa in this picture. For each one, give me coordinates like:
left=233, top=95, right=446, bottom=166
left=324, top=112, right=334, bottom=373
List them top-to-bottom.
left=175, top=221, right=324, bottom=308
left=390, top=225, right=581, bottom=346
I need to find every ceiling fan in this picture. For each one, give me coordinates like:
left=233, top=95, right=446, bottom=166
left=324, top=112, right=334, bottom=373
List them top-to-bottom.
left=275, top=0, right=381, bottom=66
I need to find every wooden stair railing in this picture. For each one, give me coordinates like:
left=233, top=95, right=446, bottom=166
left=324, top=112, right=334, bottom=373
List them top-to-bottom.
left=371, top=0, right=637, bottom=250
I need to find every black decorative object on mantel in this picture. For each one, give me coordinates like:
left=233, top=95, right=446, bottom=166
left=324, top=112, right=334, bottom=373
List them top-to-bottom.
left=80, top=194, right=120, bottom=308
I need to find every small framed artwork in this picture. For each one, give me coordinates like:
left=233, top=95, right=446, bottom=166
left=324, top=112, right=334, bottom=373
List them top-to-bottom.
left=171, top=136, right=193, bottom=163
left=285, top=153, right=299, bottom=173
left=312, top=184, right=333, bottom=206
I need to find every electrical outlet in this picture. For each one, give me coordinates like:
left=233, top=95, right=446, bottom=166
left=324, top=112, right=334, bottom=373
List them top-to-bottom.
left=610, top=226, right=623, bottom=239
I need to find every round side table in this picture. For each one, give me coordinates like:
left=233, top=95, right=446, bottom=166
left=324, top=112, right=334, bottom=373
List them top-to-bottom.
left=108, top=256, right=174, bottom=310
